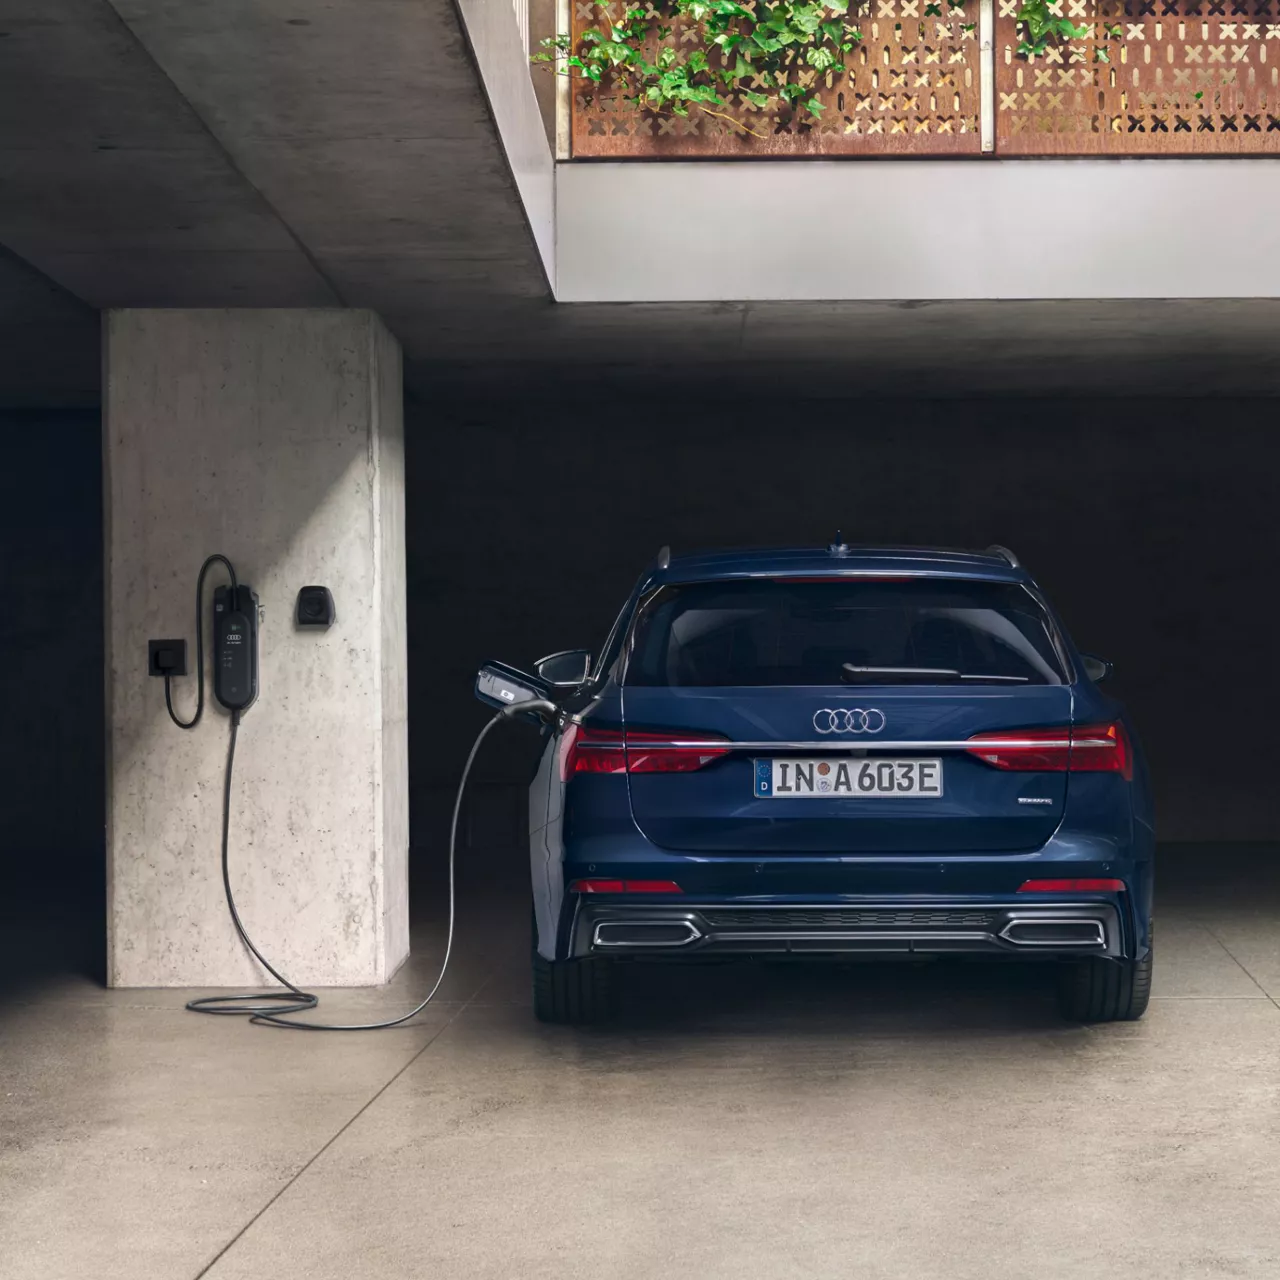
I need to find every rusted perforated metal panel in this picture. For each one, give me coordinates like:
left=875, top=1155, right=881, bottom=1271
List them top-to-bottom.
left=566, top=0, right=984, bottom=156
left=995, top=0, right=1280, bottom=152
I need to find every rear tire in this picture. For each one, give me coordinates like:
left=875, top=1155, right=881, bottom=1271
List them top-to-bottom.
left=531, top=915, right=615, bottom=1024
left=1057, top=944, right=1153, bottom=1023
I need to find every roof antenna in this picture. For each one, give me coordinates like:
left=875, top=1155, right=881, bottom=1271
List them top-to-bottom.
left=828, top=530, right=850, bottom=557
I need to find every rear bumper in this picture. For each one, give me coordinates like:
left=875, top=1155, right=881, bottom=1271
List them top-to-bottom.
left=569, top=899, right=1125, bottom=960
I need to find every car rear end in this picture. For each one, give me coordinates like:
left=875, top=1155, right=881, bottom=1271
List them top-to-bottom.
left=541, top=548, right=1153, bottom=1022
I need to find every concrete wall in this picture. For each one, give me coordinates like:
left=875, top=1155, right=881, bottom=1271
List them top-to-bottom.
left=456, top=0, right=555, bottom=283
left=556, top=160, right=1280, bottom=300
left=104, top=309, right=407, bottom=987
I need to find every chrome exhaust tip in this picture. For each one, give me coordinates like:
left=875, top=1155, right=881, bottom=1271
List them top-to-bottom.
left=1000, top=918, right=1106, bottom=948
left=592, top=920, right=701, bottom=948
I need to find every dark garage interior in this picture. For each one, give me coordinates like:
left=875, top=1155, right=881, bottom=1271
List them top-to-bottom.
left=9, top=393, right=1280, bottom=898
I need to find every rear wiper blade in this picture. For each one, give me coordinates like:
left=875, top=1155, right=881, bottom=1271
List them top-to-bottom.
left=842, top=664, right=961, bottom=684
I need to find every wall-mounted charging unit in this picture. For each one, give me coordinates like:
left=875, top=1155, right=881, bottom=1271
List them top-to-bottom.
left=160, top=552, right=554, bottom=1034
left=213, top=584, right=259, bottom=712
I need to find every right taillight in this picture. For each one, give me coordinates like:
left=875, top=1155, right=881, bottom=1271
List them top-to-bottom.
left=966, top=721, right=1132, bottom=781
left=559, top=724, right=730, bottom=781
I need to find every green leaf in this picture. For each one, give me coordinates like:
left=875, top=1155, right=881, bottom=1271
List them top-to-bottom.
left=791, top=8, right=823, bottom=35
left=805, top=95, right=825, bottom=114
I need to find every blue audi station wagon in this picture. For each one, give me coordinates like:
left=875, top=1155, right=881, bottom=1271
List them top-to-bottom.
left=477, top=542, right=1154, bottom=1025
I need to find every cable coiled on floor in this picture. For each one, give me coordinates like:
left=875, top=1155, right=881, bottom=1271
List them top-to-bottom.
left=187, top=707, right=508, bottom=1030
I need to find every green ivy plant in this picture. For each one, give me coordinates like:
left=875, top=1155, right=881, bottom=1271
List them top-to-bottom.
left=533, top=0, right=865, bottom=137
left=1014, top=0, right=1090, bottom=58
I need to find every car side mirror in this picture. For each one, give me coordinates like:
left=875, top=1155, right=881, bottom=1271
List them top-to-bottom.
left=534, top=649, right=592, bottom=687
left=1081, top=654, right=1113, bottom=683
left=475, top=661, right=552, bottom=711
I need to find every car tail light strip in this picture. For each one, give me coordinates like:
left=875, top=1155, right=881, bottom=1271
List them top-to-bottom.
left=559, top=722, right=1133, bottom=780
left=965, top=722, right=1133, bottom=781
left=559, top=724, right=731, bottom=780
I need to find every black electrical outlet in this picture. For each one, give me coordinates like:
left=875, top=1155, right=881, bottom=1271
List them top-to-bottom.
left=148, top=638, right=188, bottom=678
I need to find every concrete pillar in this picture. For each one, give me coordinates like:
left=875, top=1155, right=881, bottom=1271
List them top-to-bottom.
left=103, top=309, right=408, bottom=987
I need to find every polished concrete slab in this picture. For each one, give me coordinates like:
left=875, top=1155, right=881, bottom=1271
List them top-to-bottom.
left=3, top=845, right=1280, bottom=1279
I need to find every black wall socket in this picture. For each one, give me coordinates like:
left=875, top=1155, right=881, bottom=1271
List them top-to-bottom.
left=148, top=638, right=188, bottom=678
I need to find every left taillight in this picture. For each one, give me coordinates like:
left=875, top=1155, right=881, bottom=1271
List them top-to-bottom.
left=966, top=721, right=1132, bottom=781
left=558, top=725, right=625, bottom=781
left=559, top=725, right=730, bottom=781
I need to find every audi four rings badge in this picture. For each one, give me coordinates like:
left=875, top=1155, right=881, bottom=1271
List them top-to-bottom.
left=813, top=708, right=886, bottom=734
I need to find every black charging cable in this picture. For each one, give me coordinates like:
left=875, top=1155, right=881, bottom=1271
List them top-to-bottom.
left=172, top=550, right=556, bottom=1029
left=165, top=554, right=237, bottom=731
left=188, top=705, right=512, bottom=1030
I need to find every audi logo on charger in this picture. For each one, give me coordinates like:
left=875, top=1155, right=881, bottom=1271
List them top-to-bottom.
left=813, top=707, right=886, bottom=734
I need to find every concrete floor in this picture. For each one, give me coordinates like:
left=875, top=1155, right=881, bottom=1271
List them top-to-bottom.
left=3, top=845, right=1280, bottom=1279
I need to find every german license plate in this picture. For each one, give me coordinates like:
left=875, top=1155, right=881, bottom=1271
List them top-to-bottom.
left=754, top=758, right=944, bottom=798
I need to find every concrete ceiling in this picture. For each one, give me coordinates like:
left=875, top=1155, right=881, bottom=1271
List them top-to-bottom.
left=3, top=0, right=1280, bottom=407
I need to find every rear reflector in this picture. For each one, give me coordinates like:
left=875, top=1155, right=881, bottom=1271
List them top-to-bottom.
left=966, top=721, right=1132, bottom=781
left=559, top=724, right=730, bottom=780
left=1018, top=878, right=1125, bottom=893
left=570, top=879, right=683, bottom=894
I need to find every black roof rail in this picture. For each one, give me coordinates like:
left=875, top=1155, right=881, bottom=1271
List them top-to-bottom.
left=985, top=544, right=1021, bottom=568
left=655, top=545, right=671, bottom=569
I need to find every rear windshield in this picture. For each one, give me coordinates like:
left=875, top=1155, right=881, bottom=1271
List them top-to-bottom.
left=625, top=578, right=1067, bottom=687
